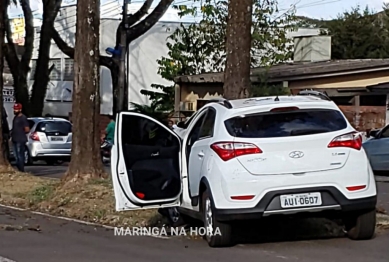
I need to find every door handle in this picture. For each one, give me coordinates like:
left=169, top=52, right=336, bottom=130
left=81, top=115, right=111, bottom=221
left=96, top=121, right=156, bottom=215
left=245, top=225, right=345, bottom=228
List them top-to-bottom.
left=198, top=151, right=205, bottom=157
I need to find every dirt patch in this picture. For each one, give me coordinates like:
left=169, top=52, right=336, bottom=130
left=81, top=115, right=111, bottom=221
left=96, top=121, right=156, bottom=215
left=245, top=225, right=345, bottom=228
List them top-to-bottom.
left=0, top=171, right=165, bottom=228
left=1, top=171, right=389, bottom=236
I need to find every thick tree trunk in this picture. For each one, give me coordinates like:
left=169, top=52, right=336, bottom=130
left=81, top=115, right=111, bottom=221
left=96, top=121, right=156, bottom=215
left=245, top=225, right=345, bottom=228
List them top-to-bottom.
left=0, top=0, right=11, bottom=169
left=15, top=0, right=34, bottom=114
left=29, top=0, right=62, bottom=117
left=65, top=0, right=105, bottom=181
left=223, top=0, right=253, bottom=99
left=3, top=1, right=34, bottom=115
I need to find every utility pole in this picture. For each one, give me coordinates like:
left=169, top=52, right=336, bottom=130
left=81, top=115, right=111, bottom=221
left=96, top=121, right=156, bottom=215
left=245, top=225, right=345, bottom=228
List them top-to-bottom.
left=117, top=0, right=129, bottom=113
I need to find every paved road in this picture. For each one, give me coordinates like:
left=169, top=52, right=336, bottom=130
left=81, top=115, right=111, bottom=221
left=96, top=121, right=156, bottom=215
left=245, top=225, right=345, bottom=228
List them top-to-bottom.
left=2, top=164, right=389, bottom=261
left=0, top=206, right=388, bottom=262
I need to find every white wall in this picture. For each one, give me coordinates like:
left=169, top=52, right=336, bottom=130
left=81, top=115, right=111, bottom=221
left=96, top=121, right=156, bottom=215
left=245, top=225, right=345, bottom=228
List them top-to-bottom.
left=29, top=4, right=321, bottom=117
left=30, top=4, right=184, bottom=117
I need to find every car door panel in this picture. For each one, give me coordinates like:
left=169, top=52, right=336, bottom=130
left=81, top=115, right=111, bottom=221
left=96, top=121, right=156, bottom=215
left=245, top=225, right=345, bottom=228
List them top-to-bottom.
left=187, top=108, right=216, bottom=197
left=111, top=112, right=182, bottom=211
left=363, top=125, right=389, bottom=171
left=188, top=138, right=211, bottom=196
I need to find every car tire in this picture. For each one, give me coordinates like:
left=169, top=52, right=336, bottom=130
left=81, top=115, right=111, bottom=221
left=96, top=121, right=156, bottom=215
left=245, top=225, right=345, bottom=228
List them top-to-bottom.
left=202, top=189, right=233, bottom=247
left=344, top=209, right=376, bottom=240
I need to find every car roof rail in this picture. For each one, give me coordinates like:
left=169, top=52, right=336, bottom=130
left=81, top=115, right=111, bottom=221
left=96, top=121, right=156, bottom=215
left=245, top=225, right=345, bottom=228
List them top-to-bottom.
left=297, top=89, right=331, bottom=101
left=206, top=98, right=233, bottom=109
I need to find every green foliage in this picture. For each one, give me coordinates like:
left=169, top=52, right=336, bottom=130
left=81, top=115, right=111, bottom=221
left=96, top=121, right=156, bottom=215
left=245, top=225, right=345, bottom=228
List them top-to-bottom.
left=132, top=0, right=297, bottom=111
left=320, top=5, right=389, bottom=59
left=129, top=102, right=167, bottom=122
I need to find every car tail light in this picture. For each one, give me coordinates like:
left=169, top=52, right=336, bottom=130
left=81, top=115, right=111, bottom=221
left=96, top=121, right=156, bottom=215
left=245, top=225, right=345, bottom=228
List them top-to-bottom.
left=270, top=106, right=299, bottom=112
left=30, top=132, right=40, bottom=141
left=327, top=132, right=362, bottom=150
left=210, top=142, right=262, bottom=161
left=346, top=185, right=366, bottom=191
left=230, top=195, right=255, bottom=200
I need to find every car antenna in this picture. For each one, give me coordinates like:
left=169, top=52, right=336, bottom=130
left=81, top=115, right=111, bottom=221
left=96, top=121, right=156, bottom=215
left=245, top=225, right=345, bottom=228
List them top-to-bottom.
left=274, top=96, right=280, bottom=101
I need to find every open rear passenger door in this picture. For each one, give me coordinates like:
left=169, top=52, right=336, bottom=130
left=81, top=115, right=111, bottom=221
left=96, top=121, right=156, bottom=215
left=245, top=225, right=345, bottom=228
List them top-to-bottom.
left=111, top=112, right=182, bottom=211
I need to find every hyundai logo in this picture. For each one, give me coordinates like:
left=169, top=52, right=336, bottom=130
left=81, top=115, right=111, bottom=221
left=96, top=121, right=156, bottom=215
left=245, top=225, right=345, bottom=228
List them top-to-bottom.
left=289, top=151, right=304, bottom=159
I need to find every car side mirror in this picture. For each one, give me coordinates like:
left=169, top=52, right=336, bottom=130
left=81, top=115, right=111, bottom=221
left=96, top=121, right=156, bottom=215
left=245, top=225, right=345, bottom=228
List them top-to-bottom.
left=177, top=121, right=185, bottom=128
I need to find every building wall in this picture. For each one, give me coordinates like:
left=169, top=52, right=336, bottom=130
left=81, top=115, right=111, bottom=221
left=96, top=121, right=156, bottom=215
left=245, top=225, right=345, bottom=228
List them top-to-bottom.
left=29, top=4, right=185, bottom=117
left=339, top=105, right=386, bottom=131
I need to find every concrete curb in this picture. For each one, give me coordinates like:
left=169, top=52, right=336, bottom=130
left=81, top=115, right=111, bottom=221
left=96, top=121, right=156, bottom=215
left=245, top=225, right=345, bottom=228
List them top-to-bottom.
left=0, top=204, right=114, bottom=230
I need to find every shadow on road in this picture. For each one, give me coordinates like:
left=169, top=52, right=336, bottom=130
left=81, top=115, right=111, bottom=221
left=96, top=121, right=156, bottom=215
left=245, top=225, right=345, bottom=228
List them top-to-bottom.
left=230, top=217, right=345, bottom=245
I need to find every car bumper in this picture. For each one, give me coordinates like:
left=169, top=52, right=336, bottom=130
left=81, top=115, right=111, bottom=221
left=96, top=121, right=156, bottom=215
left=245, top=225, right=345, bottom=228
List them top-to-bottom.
left=31, top=149, right=71, bottom=158
left=214, top=186, right=377, bottom=222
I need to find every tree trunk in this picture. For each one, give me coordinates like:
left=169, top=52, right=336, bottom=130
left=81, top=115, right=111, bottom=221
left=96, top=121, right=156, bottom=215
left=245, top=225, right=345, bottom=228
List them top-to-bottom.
left=0, top=0, right=11, bottom=169
left=15, top=0, right=34, bottom=114
left=29, top=0, right=62, bottom=117
left=65, top=0, right=105, bottom=181
left=223, top=0, right=253, bottom=99
left=3, top=1, right=34, bottom=115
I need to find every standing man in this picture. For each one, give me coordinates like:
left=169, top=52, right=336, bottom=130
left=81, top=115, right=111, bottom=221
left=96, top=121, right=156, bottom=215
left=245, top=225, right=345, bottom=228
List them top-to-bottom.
left=11, top=103, right=30, bottom=172
left=104, top=115, right=115, bottom=144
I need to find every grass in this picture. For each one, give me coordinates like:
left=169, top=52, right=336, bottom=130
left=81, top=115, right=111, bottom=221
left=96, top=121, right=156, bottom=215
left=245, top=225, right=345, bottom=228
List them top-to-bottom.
left=0, top=169, right=388, bottom=238
left=0, top=170, right=166, bottom=228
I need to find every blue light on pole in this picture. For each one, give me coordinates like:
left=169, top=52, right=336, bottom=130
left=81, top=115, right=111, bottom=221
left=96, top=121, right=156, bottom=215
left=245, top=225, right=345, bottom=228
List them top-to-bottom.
left=105, top=47, right=121, bottom=56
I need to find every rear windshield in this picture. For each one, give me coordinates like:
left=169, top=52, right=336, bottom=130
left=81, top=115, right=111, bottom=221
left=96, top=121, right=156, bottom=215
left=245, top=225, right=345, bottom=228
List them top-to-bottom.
left=224, top=109, right=347, bottom=138
left=36, top=121, right=72, bottom=134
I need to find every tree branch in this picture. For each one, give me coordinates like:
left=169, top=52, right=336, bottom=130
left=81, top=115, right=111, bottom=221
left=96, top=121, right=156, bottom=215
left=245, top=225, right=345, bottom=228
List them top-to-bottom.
left=19, top=0, right=34, bottom=73
left=115, top=0, right=154, bottom=48
left=126, top=0, right=174, bottom=43
left=127, top=0, right=154, bottom=27
left=51, top=26, right=113, bottom=68
left=51, top=27, right=75, bottom=58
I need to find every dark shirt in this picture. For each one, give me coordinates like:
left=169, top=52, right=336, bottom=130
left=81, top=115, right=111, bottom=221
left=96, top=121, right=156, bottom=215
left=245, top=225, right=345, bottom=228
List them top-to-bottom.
left=12, top=114, right=29, bottom=143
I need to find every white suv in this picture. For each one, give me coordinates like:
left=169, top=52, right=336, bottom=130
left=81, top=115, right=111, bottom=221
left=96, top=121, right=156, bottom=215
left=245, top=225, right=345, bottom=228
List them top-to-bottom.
left=111, top=91, right=377, bottom=247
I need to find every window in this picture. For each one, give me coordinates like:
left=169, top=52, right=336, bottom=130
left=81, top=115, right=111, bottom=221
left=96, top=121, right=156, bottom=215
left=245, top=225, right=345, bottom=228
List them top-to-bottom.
left=49, top=59, right=62, bottom=81
left=63, top=59, right=74, bottom=80
left=199, top=108, right=216, bottom=139
left=224, top=109, right=348, bottom=138
left=188, top=113, right=206, bottom=143
left=36, top=121, right=72, bottom=135
left=380, top=126, right=389, bottom=138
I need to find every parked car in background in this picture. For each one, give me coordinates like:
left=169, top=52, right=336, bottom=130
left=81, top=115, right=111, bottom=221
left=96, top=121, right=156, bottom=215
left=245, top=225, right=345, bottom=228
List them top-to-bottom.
left=9, top=117, right=72, bottom=165
left=363, top=125, right=389, bottom=172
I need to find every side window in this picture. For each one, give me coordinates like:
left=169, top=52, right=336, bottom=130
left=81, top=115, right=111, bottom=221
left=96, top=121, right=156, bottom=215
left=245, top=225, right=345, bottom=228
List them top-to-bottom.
left=199, top=108, right=216, bottom=139
left=188, top=113, right=206, bottom=145
left=380, top=126, right=389, bottom=138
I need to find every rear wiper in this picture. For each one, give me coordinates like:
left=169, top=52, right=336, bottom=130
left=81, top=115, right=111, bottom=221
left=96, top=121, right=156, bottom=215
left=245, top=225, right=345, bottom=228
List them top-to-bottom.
left=290, top=128, right=329, bottom=136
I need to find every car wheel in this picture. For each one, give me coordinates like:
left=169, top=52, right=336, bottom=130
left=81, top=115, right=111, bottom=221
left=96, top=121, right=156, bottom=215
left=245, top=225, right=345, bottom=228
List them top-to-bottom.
left=202, top=189, right=233, bottom=247
left=343, top=209, right=376, bottom=240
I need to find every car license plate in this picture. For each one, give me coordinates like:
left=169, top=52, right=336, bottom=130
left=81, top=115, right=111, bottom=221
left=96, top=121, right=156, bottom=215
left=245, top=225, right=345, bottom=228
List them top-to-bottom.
left=51, top=137, right=64, bottom=141
left=280, top=192, right=322, bottom=208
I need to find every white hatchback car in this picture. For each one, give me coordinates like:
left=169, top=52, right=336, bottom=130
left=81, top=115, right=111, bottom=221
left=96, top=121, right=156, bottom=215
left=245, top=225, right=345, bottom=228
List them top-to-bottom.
left=111, top=91, right=377, bottom=247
